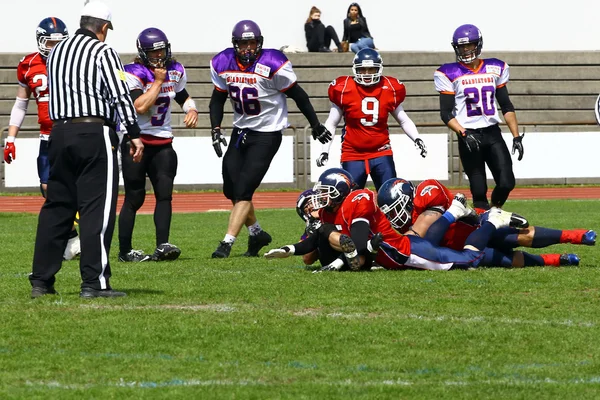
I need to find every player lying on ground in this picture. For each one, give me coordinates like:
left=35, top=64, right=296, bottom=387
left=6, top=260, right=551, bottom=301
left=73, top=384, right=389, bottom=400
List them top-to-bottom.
left=264, top=168, right=532, bottom=272
left=377, top=177, right=596, bottom=267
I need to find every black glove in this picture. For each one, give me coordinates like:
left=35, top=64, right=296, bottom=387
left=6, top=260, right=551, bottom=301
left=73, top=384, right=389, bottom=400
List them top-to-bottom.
left=311, top=124, right=332, bottom=144
left=211, top=128, right=227, bottom=158
left=458, top=130, right=481, bottom=152
left=512, top=133, right=524, bottom=161
left=414, top=138, right=427, bottom=158
left=316, top=152, right=329, bottom=167
left=305, top=217, right=322, bottom=236
left=367, top=232, right=383, bottom=253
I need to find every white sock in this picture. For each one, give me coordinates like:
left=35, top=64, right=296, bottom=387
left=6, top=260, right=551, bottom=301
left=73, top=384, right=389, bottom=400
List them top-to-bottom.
left=248, top=221, right=262, bottom=236
left=223, top=234, right=236, bottom=244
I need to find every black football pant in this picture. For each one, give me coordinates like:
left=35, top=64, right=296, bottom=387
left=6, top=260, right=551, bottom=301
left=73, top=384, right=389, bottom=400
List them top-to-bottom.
left=30, top=121, right=119, bottom=290
left=458, top=124, right=515, bottom=209
left=222, top=129, right=282, bottom=201
left=119, top=139, right=178, bottom=253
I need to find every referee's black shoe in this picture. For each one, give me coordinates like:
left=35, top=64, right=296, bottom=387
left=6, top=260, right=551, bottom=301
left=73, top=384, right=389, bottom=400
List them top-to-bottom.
left=243, top=230, right=272, bottom=257
left=212, top=241, right=233, bottom=258
left=31, top=286, right=57, bottom=299
left=80, top=288, right=127, bottom=298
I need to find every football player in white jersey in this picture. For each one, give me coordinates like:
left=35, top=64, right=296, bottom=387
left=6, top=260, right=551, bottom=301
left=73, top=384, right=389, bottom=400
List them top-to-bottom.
left=209, top=20, right=332, bottom=259
left=434, top=24, right=524, bottom=211
left=118, top=28, right=198, bottom=262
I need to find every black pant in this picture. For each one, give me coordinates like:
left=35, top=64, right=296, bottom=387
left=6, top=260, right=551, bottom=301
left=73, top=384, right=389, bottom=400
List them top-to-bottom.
left=307, top=25, right=341, bottom=52
left=30, top=121, right=119, bottom=290
left=458, top=124, right=515, bottom=209
left=222, top=129, right=282, bottom=201
left=119, top=139, right=178, bottom=253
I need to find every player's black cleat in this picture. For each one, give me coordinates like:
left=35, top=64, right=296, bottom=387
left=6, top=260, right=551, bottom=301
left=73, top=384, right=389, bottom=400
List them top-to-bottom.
left=243, top=231, right=272, bottom=257
left=339, top=234, right=361, bottom=271
left=212, top=241, right=233, bottom=258
left=150, top=243, right=181, bottom=261
left=118, top=249, right=150, bottom=262
left=31, top=286, right=57, bottom=299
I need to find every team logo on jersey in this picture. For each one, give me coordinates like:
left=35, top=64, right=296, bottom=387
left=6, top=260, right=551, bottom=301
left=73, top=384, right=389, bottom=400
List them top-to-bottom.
left=255, top=63, right=271, bottom=78
left=485, top=65, right=501, bottom=75
left=168, top=70, right=181, bottom=82
left=330, top=79, right=336, bottom=86
left=420, top=185, right=438, bottom=197
left=352, top=193, right=371, bottom=202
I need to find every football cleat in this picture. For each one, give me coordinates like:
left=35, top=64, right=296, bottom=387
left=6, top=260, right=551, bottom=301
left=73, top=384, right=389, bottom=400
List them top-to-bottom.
left=482, top=208, right=529, bottom=229
left=581, top=230, right=597, bottom=246
left=243, top=231, right=272, bottom=257
left=339, top=234, right=361, bottom=271
left=63, top=235, right=81, bottom=261
left=212, top=241, right=233, bottom=259
left=150, top=243, right=181, bottom=261
left=118, top=249, right=150, bottom=262
left=559, top=253, right=580, bottom=266
left=31, top=286, right=57, bottom=299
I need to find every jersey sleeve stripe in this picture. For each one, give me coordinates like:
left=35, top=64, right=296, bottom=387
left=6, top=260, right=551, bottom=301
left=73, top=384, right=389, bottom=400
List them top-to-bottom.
left=496, top=83, right=506, bottom=89
left=214, top=85, right=227, bottom=93
left=439, top=90, right=455, bottom=95
left=352, top=218, right=370, bottom=225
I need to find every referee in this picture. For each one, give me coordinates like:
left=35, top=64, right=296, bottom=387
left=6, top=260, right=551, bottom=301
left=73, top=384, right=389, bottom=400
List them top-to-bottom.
left=29, top=1, right=144, bottom=299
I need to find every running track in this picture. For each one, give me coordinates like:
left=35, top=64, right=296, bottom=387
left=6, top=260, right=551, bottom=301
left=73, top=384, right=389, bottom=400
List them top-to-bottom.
left=1, top=187, right=599, bottom=214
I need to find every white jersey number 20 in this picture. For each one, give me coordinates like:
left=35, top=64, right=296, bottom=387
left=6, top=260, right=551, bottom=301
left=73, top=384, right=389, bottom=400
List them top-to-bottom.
left=360, top=97, right=379, bottom=126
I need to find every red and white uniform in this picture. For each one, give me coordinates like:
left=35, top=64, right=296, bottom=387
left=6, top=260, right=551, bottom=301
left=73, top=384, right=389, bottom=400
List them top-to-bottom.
left=17, top=52, right=52, bottom=138
left=327, top=76, right=406, bottom=162
left=413, top=179, right=477, bottom=250
left=319, top=189, right=411, bottom=269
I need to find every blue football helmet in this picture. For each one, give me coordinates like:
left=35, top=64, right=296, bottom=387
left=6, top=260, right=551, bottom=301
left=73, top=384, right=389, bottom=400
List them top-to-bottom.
left=36, top=17, right=68, bottom=58
left=451, top=24, right=483, bottom=63
left=352, top=48, right=383, bottom=86
left=312, top=168, right=355, bottom=210
left=377, top=178, right=415, bottom=230
left=296, top=189, right=317, bottom=222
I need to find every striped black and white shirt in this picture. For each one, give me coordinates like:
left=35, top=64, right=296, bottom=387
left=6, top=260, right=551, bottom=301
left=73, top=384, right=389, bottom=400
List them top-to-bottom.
left=47, top=28, right=140, bottom=138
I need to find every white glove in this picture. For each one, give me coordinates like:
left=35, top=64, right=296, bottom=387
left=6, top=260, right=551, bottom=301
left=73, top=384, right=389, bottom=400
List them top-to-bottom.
left=316, top=152, right=329, bottom=167
left=264, top=245, right=295, bottom=259
left=312, top=257, right=345, bottom=273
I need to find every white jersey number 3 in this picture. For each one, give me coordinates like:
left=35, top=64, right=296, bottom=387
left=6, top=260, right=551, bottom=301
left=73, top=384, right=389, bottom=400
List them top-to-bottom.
left=360, top=97, right=379, bottom=126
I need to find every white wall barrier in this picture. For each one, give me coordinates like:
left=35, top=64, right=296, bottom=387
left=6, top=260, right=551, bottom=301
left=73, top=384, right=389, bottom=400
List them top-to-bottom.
left=4, top=132, right=600, bottom=188
left=3, top=136, right=295, bottom=188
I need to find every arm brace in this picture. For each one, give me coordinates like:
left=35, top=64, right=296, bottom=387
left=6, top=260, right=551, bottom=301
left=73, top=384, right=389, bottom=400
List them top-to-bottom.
left=285, top=83, right=320, bottom=128
left=495, top=86, right=515, bottom=114
left=209, top=88, right=228, bottom=129
left=439, top=93, right=456, bottom=125
left=9, top=97, right=29, bottom=127
left=322, top=104, right=343, bottom=153
left=391, top=105, right=420, bottom=141
left=350, top=220, right=371, bottom=255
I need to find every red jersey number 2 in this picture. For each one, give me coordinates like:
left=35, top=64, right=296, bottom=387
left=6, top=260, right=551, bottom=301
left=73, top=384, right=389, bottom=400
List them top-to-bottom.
left=32, top=74, right=49, bottom=102
left=360, top=97, right=379, bottom=126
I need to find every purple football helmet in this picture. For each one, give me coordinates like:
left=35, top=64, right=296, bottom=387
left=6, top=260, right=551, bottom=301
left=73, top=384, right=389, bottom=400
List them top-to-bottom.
left=36, top=17, right=68, bottom=58
left=231, top=20, right=263, bottom=65
left=451, top=24, right=483, bottom=63
left=137, top=27, right=171, bottom=68
left=296, top=189, right=317, bottom=222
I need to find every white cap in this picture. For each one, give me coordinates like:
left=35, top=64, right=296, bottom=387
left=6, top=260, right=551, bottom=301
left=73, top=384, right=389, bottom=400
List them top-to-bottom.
left=81, top=1, right=113, bottom=30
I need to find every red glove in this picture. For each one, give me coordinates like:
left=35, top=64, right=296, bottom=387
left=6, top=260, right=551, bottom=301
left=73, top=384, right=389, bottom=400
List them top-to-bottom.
left=4, top=142, right=15, bottom=164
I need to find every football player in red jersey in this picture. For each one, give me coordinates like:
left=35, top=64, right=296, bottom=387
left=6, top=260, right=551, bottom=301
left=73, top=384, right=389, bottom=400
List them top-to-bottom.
left=5, top=17, right=80, bottom=260
left=316, top=48, right=427, bottom=191
left=264, top=168, right=528, bottom=272
left=377, top=177, right=596, bottom=267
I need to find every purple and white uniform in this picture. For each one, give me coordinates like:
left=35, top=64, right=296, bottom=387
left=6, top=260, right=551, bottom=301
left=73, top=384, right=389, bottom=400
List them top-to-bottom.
left=210, top=48, right=296, bottom=132
left=434, top=59, right=509, bottom=129
left=124, top=62, right=187, bottom=138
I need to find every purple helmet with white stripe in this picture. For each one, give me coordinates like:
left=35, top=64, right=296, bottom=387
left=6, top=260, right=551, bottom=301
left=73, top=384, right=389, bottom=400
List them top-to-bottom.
left=232, top=20, right=263, bottom=65
left=451, top=24, right=483, bottom=63
left=137, top=27, right=171, bottom=68
left=296, top=189, right=317, bottom=222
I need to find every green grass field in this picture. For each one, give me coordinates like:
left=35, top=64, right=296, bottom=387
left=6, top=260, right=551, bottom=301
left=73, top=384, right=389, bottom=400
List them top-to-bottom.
left=1, top=200, right=600, bottom=399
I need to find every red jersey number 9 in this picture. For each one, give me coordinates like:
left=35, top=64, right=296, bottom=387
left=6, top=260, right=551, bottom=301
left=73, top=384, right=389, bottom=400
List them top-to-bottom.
left=32, top=74, right=49, bottom=102
left=360, top=97, right=379, bottom=126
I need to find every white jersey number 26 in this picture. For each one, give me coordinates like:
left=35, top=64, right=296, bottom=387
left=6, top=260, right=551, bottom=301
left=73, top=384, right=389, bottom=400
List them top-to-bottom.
left=360, top=97, right=379, bottom=126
